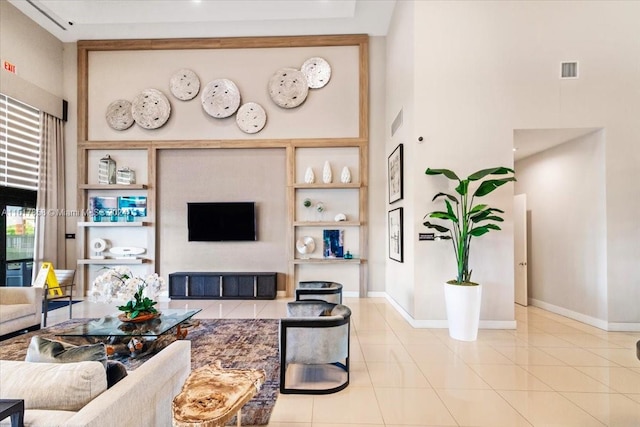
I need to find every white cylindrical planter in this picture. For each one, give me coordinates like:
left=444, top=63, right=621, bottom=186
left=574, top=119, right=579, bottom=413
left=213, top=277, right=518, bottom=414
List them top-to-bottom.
left=443, top=282, right=482, bottom=341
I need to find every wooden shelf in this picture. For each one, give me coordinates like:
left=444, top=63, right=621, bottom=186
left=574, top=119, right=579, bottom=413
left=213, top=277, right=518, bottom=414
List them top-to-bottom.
left=293, top=183, right=361, bottom=189
left=79, top=184, right=148, bottom=190
left=78, top=221, right=150, bottom=227
left=294, top=221, right=360, bottom=227
left=77, top=258, right=149, bottom=265
left=292, top=258, right=363, bottom=265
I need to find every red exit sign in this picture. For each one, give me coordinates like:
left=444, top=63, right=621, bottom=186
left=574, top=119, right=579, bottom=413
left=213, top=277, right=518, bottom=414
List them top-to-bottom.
left=4, top=61, right=16, bottom=74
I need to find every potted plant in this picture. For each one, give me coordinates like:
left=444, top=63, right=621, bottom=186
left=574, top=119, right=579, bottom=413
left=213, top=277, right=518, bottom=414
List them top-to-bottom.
left=423, top=167, right=515, bottom=341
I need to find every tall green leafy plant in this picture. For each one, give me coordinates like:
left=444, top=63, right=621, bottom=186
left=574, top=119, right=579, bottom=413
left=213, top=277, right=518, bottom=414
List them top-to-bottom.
left=424, top=167, right=516, bottom=285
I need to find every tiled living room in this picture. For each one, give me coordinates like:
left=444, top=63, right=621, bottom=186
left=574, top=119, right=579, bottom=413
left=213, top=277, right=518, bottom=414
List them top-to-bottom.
left=2, top=0, right=640, bottom=426
left=39, top=296, right=640, bottom=426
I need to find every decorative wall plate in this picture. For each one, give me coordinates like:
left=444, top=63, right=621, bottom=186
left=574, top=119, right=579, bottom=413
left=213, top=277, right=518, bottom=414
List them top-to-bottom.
left=301, top=57, right=331, bottom=89
left=169, top=68, right=200, bottom=101
left=268, top=68, right=308, bottom=108
left=201, top=79, right=241, bottom=118
left=131, top=88, right=171, bottom=129
left=105, top=99, right=134, bottom=130
left=235, top=102, right=267, bottom=134
left=296, top=236, right=316, bottom=255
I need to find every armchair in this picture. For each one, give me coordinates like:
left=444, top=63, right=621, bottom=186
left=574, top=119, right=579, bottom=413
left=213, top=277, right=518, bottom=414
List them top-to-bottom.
left=295, top=281, right=343, bottom=304
left=0, top=286, right=42, bottom=338
left=279, top=300, right=350, bottom=394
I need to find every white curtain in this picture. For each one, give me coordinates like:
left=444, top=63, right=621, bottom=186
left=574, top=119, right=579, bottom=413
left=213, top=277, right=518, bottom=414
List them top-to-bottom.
left=33, top=112, right=66, bottom=272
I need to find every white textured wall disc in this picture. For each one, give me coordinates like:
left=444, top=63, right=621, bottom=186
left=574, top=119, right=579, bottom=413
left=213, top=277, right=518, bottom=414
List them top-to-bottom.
left=301, top=57, right=331, bottom=89
left=169, top=68, right=200, bottom=101
left=268, top=68, right=308, bottom=108
left=201, top=79, right=241, bottom=118
left=131, top=88, right=171, bottom=129
left=105, top=99, right=134, bottom=130
left=236, top=102, right=267, bottom=134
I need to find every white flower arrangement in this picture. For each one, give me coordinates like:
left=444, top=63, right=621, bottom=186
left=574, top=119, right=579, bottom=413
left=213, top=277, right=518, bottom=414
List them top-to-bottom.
left=90, top=266, right=164, bottom=304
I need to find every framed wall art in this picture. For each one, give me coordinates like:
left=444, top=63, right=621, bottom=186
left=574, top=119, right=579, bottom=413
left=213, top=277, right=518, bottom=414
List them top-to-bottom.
left=388, top=143, right=403, bottom=204
left=388, top=207, right=403, bottom=263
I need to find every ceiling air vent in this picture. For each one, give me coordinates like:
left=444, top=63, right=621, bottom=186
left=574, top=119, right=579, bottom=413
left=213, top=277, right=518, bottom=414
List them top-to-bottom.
left=561, top=61, right=579, bottom=79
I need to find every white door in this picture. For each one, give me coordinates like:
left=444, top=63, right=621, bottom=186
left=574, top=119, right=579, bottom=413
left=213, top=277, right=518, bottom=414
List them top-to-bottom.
left=514, top=194, right=528, bottom=306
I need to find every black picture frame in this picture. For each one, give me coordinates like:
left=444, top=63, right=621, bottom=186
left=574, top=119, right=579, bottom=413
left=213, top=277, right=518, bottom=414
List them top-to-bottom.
left=388, top=143, right=403, bottom=204
left=388, top=207, right=403, bottom=262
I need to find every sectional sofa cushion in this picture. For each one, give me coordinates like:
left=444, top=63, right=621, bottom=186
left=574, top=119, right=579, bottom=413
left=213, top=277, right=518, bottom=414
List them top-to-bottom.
left=0, top=359, right=108, bottom=411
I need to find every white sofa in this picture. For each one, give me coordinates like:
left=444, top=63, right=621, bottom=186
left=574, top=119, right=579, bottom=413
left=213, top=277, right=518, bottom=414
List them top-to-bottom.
left=0, top=287, right=42, bottom=337
left=0, top=340, right=191, bottom=427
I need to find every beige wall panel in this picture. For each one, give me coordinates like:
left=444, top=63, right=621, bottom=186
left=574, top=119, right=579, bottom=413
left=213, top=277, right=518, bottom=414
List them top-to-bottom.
left=87, top=46, right=359, bottom=141
left=157, top=148, right=287, bottom=284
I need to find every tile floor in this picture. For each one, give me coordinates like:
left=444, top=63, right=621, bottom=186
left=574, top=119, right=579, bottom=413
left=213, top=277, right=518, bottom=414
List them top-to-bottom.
left=45, top=297, right=640, bottom=426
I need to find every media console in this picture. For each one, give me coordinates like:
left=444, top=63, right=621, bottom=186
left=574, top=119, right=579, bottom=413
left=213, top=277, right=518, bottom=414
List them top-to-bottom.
left=168, top=272, right=277, bottom=300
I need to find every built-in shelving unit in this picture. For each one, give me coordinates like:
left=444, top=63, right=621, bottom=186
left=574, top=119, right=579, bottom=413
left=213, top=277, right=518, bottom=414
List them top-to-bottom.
left=76, top=34, right=369, bottom=297
left=75, top=148, right=155, bottom=294
left=77, top=221, right=150, bottom=227
left=77, top=258, right=148, bottom=265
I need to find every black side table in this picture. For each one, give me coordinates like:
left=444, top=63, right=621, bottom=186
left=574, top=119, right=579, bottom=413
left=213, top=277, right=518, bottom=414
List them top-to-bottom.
left=0, top=399, right=24, bottom=427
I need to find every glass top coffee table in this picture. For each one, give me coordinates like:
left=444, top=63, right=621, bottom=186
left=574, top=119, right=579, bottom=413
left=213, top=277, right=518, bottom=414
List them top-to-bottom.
left=55, top=308, right=201, bottom=358
left=56, top=308, right=201, bottom=338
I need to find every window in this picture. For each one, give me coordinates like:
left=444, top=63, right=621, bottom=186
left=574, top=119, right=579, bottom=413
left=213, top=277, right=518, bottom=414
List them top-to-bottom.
left=0, top=94, right=40, bottom=285
left=0, top=94, right=41, bottom=190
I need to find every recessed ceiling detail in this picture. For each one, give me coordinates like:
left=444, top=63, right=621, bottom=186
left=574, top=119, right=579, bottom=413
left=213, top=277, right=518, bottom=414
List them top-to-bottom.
left=8, top=0, right=396, bottom=42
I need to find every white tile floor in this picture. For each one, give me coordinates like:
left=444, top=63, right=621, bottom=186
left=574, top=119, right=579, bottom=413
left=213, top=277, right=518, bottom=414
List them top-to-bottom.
left=45, top=297, right=640, bottom=426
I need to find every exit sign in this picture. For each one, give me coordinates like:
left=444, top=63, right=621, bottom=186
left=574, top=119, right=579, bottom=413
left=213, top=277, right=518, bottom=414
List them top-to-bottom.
left=4, top=61, right=16, bottom=74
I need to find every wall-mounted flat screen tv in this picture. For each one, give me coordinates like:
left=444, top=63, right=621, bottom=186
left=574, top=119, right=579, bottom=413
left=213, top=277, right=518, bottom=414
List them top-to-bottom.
left=187, top=202, right=257, bottom=242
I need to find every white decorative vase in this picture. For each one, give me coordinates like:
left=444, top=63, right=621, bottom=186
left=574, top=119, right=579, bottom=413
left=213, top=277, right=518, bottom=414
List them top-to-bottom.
left=322, top=161, right=332, bottom=184
left=340, top=166, right=351, bottom=183
left=304, top=167, right=315, bottom=184
left=443, top=282, right=482, bottom=341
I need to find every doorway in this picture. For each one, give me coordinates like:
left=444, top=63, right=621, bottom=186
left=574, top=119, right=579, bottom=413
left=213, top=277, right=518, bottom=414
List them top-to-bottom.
left=0, top=187, right=37, bottom=286
left=513, top=193, right=527, bottom=306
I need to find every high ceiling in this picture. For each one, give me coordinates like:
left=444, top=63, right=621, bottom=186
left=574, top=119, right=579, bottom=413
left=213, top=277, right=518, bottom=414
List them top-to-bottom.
left=8, top=0, right=397, bottom=43
left=10, top=1, right=595, bottom=160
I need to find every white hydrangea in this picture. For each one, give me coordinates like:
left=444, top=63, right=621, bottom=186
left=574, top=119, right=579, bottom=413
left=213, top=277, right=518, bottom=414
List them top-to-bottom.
left=89, top=266, right=165, bottom=303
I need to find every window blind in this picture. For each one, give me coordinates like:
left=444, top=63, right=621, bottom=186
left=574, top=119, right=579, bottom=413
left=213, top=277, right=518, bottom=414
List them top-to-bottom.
left=0, top=94, right=41, bottom=191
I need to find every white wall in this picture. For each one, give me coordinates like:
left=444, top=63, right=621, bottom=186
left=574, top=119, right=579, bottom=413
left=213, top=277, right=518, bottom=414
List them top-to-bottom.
left=384, top=0, right=416, bottom=316
left=385, top=0, right=640, bottom=327
left=0, top=2, right=63, bottom=99
left=367, top=36, right=388, bottom=293
left=516, top=130, right=607, bottom=323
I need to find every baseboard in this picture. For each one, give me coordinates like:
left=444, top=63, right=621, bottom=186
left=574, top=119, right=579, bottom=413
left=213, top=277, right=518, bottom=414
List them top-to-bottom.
left=277, top=291, right=287, bottom=297
left=343, top=291, right=360, bottom=298
left=376, top=292, right=515, bottom=329
left=529, top=298, right=610, bottom=330
left=607, top=322, right=640, bottom=332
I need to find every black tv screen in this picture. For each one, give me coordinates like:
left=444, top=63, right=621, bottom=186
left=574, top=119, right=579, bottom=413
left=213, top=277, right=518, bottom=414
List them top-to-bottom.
left=187, top=202, right=257, bottom=242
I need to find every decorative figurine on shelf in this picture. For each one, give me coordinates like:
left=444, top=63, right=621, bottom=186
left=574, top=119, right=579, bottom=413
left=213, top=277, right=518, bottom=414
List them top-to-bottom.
left=98, top=154, right=117, bottom=184
left=322, top=161, right=332, bottom=184
left=341, top=166, right=352, bottom=183
left=116, top=167, right=136, bottom=185
left=304, top=167, right=315, bottom=184
left=315, top=201, right=325, bottom=221
left=344, top=250, right=353, bottom=260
